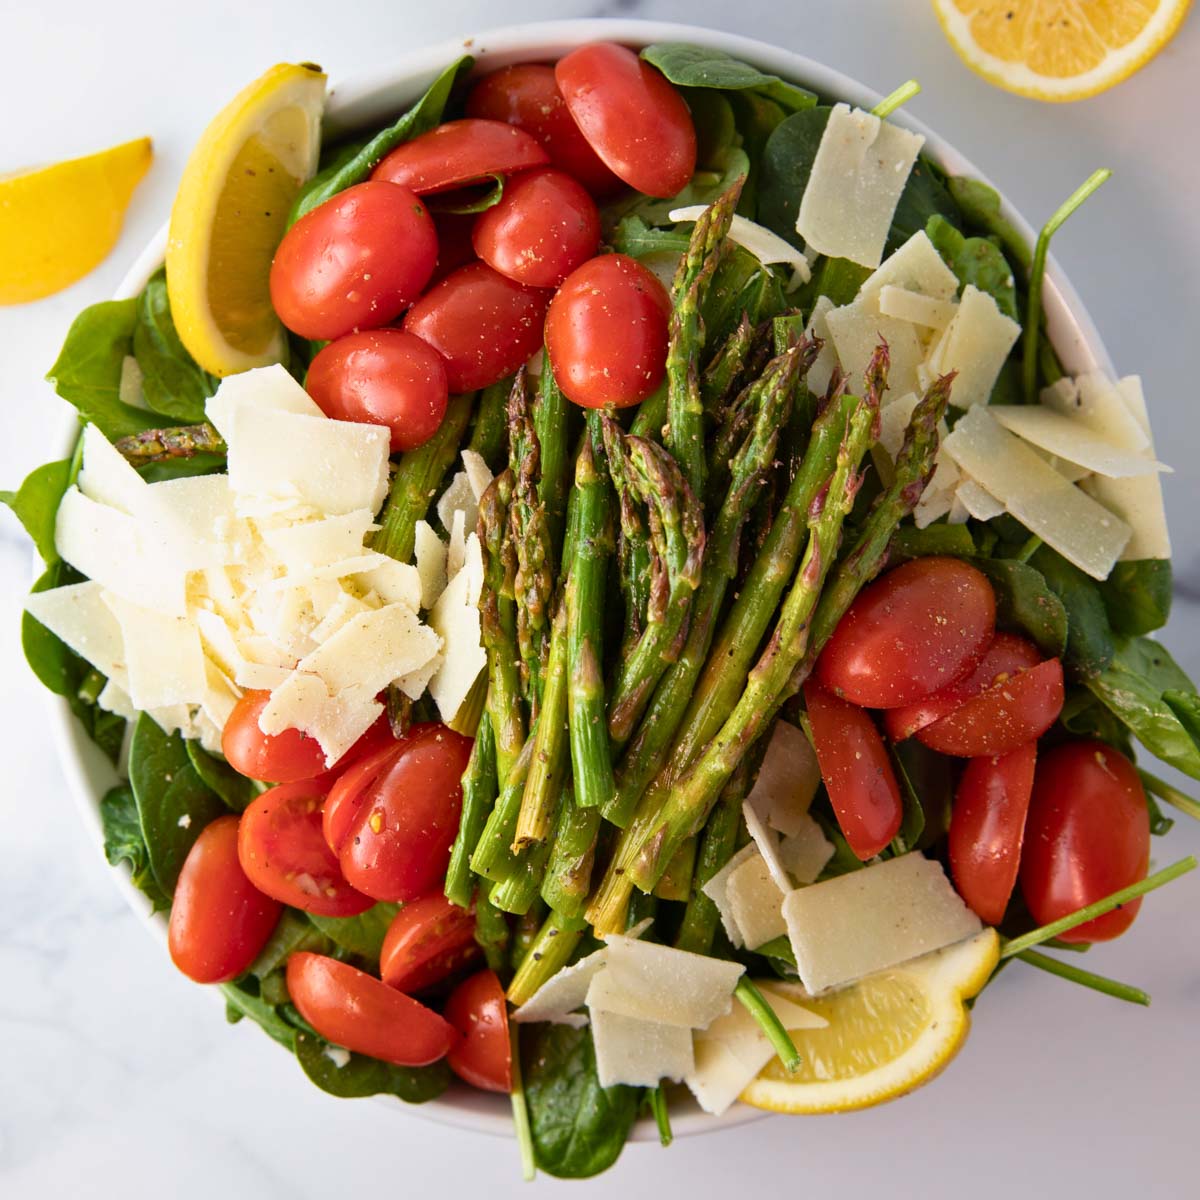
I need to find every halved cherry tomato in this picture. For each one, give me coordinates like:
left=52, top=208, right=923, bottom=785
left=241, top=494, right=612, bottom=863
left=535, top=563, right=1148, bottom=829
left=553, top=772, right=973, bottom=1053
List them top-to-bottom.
left=555, top=43, right=696, bottom=198
left=466, top=64, right=622, bottom=196
left=372, top=118, right=549, bottom=194
left=472, top=168, right=600, bottom=289
left=269, top=181, right=437, bottom=341
left=545, top=253, right=670, bottom=409
left=403, top=262, right=550, bottom=392
left=305, top=329, right=449, bottom=452
left=816, top=557, right=996, bottom=708
left=884, top=632, right=1042, bottom=743
left=916, top=658, right=1064, bottom=758
left=804, top=681, right=902, bottom=860
left=222, top=690, right=327, bottom=783
left=324, top=723, right=473, bottom=903
left=1020, top=741, right=1150, bottom=943
left=949, top=742, right=1037, bottom=925
left=238, top=781, right=374, bottom=916
left=168, top=815, right=281, bottom=983
left=380, top=893, right=479, bottom=993
left=286, top=953, right=457, bottom=1067
left=444, top=969, right=512, bottom=1093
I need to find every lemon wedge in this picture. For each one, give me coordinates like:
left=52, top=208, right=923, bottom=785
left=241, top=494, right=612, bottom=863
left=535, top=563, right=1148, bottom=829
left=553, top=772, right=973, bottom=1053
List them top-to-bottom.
left=932, top=0, right=1192, bottom=101
left=166, top=63, right=326, bottom=377
left=0, top=138, right=152, bottom=305
left=741, top=929, right=999, bottom=1114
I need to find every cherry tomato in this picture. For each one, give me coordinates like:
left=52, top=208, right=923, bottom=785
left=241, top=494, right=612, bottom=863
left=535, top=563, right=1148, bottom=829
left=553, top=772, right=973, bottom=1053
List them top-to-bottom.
left=555, top=43, right=696, bottom=198
left=372, top=118, right=548, bottom=194
left=472, top=168, right=600, bottom=289
left=269, top=181, right=438, bottom=341
left=430, top=211, right=479, bottom=285
left=545, top=254, right=670, bottom=409
left=305, top=329, right=449, bottom=452
left=816, top=558, right=996, bottom=708
left=884, top=632, right=1042, bottom=743
left=916, top=658, right=1064, bottom=758
left=804, top=681, right=902, bottom=860
left=222, top=690, right=327, bottom=783
left=324, top=723, right=473, bottom=903
left=1020, top=741, right=1150, bottom=943
left=949, top=742, right=1037, bottom=925
left=238, top=781, right=374, bottom=917
left=168, top=815, right=281, bottom=983
left=380, top=893, right=480, bottom=993
left=286, top=953, right=457, bottom=1067
left=444, top=969, right=512, bottom=1093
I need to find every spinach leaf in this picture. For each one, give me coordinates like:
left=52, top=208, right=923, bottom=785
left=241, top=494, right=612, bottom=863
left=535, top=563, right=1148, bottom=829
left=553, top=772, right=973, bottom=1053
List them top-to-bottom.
left=640, top=43, right=817, bottom=112
left=289, top=55, right=473, bottom=225
left=684, top=88, right=737, bottom=168
left=729, top=91, right=788, bottom=218
left=758, top=106, right=829, bottom=247
left=621, top=145, right=750, bottom=227
left=889, top=158, right=961, bottom=251
left=427, top=174, right=504, bottom=215
left=946, top=176, right=1033, bottom=274
left=926, top=214, right=1018, bottom=320
left=610, top=215, right=690, bottom=260
left=798, top=255, right=872, bottom=309
left=133, top=269, right=216, bottom=422
left=45, top=298, right=160, bottom=439
left=1, top=459, right=71, bottom=563
left=890, top=523, right=975, bottom=562
left=1030, top=547, right=1115, bottom=680
left=975, top=558, right=1068, bottom=658
left=1101, top=559, right=1172, bottom=636
left=1088, top=638, right=1200, bottom=780
left=1058, top=689, right=1135, bottom=757
left=1164, top=690, right=1200, bottom=754
left=128, top=714, right=226, bottom=895
left=893, top=739, right=954, bottom=852
left=185, top=740, right=259, bottom=811
left=887, top=745, right=927, bottom=855
left=99, top=784, right=170, bottom=911
left=309, top=904, right=400, bottom=961
left=249, top=908, right=331, bottom=978
left=220, top=981, right=297, bottom=1049
left=523, top=1024, right=639, bottom=1179
left=295, top=1030, right=451, bottom=1102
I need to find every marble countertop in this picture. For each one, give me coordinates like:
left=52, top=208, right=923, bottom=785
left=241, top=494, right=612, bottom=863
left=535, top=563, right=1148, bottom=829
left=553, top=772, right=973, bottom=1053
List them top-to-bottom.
left=2, top=2, right=1198, bottom=1196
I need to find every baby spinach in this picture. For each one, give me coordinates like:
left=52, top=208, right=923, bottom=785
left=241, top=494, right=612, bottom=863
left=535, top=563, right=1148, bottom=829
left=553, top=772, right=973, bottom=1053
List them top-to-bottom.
left=640, top=43, right=817, bottom=112
left=685, top=89, right=737, bottom=168
left=729, top=91, right=788, bottom=218
left=758, top=106, right=828, bottom=247
left=621, top=144, right=751, bottom=228
left=888, top=158, right=961, bottom=251
left=946, top=176, right=1032, bottom=273
left=926, top=214, right=1018, bottom=320
left=610, top=215, right=690, bottom=260
left=799, top=255, right=872, bottom=309
left=133, top=270, right=216, bottom=422
left=0, top=458, right=71, bottom=563
left=891, top=523, right=976, bottom=561
left=1030, top=547, right=1115, bottom=680
left=975, top=557, right=1068, bottom=658
left=1101, top=559, right=1172, bottom=636
left=1057, top=690, right=1135, bottom=757
left=893, top=739, right=954, bottom=852
left=185, top=740, right=259, bottom=811
left=887, top=745, right=927, bottom=855
left=99, top=784, right=170, bottom=911
left=309, top=904, right=400, bottom=961
left=249, top=908, right=332, bottom=978
left=220, top=981, right=298, bottom=1049
left=522, top=1023, right=639, bottom=1179
left=294, top=1031, right=451, bottom=1103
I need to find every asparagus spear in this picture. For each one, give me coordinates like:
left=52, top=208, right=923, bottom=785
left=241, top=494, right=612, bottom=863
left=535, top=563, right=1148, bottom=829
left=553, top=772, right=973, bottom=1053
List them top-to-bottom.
left=699, top=314, right=757, bottom=421
left=534, top=356, right=571, bottom=555
left=468, top=378, right=512, bottom=470
left=605, top=413, right=653, bottom=654
left=114, top=421, right=225, bottom=466
left=445, top=711, right=498, bottom=909
left=471, top=737, right=534, bottom=881
left=541, top=787, right=602, bottom=918
left=652, top=836, right=697, bottom=902
left=491, top=840, right=553, bottom=915
left=474, top=888, right=512, bottom=977
left=512, top=899, right=549, bottom=967
left=507, top=909, right=587, bottom=1007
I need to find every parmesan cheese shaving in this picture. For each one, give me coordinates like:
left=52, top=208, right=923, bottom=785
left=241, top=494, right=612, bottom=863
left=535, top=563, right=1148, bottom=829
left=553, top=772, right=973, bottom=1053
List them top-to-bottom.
left=668, top=206, right=811, bottom=282
left=858, top=231, right=960, bottom=312
left=877, top=285, right=958, bottom=331
left=931, top=285, right=1020, bottom=409
left=804, top=295, right=838, bottom=396
left=825, top=303, right=923, bottom=399
left=1042, top=372, right=1150, bottom=453
left=989, top=406, right=1169, bottom=478
left=413, top=520, right=448, bottom=609
left=427, top=532, right=486, bottom=722
left=744, top=720, right=821, bottom=837
left=777, top=815, right=835, bottom=886
left=701, top=844, right=760, bottom=949
left=726, top=853, right=789, bottom=950
left=512, top=948, right=607, bottom=1027
left=592, top=1009, right=694, bottom=1089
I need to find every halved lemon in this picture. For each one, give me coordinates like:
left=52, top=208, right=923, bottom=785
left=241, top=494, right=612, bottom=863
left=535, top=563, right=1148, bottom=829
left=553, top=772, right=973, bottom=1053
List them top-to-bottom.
left=932, top=0, right=1192, bottom=101
left=166, top=63, right=326, bottom=377
left=0, top=137, right=152, bottom=305
left=741, top=929, right=999, bottom=1114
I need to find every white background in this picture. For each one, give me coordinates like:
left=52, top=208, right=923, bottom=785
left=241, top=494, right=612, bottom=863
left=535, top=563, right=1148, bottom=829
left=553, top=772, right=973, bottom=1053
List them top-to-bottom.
left=1, top=1, right=1199, bottom=1196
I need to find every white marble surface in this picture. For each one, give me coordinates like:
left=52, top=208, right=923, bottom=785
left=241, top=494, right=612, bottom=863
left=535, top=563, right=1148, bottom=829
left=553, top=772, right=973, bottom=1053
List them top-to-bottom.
left=2, top=2, right=1199, bottom=1195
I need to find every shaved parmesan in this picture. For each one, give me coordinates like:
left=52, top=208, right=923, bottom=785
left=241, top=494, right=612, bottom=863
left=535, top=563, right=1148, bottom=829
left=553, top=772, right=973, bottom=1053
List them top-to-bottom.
left=795, top=104, right=924, bottom=268
left=668, top=206, right=811, bottom=282
left=858, top=232, right=960, bottom=311
left=877, top=285, right=957, bottom=331
left=932, top=285, right=1020, bottom=408
left=804, top=295, right=838, bottom=395
left=825, top=303, right=923, bottom=399
left=205, top=363, right=323, bottom=441
left=1043, top=371, right=1150, bottom=453
left=1116, top=375, right=1150, bottom=437
left=878, top=392, right=919, bottom=461
left=989, top=406, right=1168, bottom=478
left=77, top=423, right=147, bottom=515
left=460, top=449, right=494, bottom=504
left=915, top=453, right=960, bottom=529
left=436, top=470, right=478, bottom=537
left=141, top=475, right=242, bottom=570
left=956, top=478, right=1005, bottom=522
left=446, top=508, right=467, bottom=581
left=260, top=510, right=377, bottom=571
left=413, top=520, right=448, bottom=609
left=427, top=533, right=485, bottom=721
left=351, top=558, right=422, bottom=612
left=25, top=581, right=129, bottom=687
left=310, top=591, right=372, bottom=644
left=105, top=595, right=207, bottom=710
left=392, top=650, right=444, bottom=702
left=259, top=675, right=383, bottom=766
left=98, top=678, right=137, bottom=721
left=745, top=720, right=820, bottom=837
left=742, top=801, right=792, bottom=895
left=777, top=815, right=835, bottom=885
left=701, top=844, right=760, bottom=949
left=726, top=853, right=788, bottom=950
left=782, top=853, right=982, bottom=994
left=512, top=948, right=607, bottom=1027
left=592, top=1009, right=694, bottom=1088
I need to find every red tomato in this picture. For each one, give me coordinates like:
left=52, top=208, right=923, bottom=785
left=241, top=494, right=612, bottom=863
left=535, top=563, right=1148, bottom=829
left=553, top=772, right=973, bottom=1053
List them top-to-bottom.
left=555, top=43, right=696, bottom=198
left=466, top=65, right=622, bottom=196
left=372, top=119, right=549, bottom=194
left=472, top=168, right=600, bottom=289
left=269, top=181, right=438, bottom=341
left=430, top=211, right=479, bottom=285
left=545, top=254, right=670, bottom=409
left=403, top=262, right=550, bottom=392
left=305, top=329, right=449, bottom=452
left=816, top=558, right=996, bottom=708
left=884, top=632, right=1042, bottom=743
left=916, top=658, right=1064, bottom=758
left=804, top=682, right=903, bottom=860
left=222, top=690, right=327, bottom=783
left=323, top=723, right=473, bottom=903
left=1020, top=741, right=1150, bottom=942
left=949, top=742, right=1037, bottom=925
left=238, top=781, right=374, bottom=917
left=168, top=815, right=281, bottom=983
left=380, top=893, right=480, bottom=993
left=286, top=953, right=457, bottom=1067
left=444, top=969, right=512, bottom=1093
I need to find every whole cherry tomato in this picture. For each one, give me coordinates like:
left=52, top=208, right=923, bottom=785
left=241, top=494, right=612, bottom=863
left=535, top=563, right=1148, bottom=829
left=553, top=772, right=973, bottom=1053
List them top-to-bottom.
left=222, top=690, right=327, bottom=783
left=380, top=893, right=479, bottom=993
left=444, top=969, right=512, bottom=1093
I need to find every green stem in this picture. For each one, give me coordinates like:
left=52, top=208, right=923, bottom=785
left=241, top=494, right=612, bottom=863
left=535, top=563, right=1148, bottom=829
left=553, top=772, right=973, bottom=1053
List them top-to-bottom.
left=871, top=79, right=921, bottom=119
left=1013, top=534, right=1043, bottom=564
left=445, top=712, right=498, bottom=909
left=1139, top=770, right=1200, bottom=822
left=507, top=909, right=587, bottom=1006
left=1016, top=949, right=1149, bottom=1006
left=734, top=978, right=800, bottom=1073
left=509, top=1024, right=537, bottom=1182
left=648, top=1086, right=673, bottom=1147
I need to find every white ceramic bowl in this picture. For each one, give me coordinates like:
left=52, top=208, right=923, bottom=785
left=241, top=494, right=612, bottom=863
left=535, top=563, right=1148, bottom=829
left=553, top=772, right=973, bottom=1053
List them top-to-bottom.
left=52, top=17, right=1114, bottom=1143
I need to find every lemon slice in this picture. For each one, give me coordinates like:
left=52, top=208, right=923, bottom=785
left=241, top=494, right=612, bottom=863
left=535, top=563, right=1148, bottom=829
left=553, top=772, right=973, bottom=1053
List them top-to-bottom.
left=932, top=0, right=1191, bottom=101
left=166, top=63, right=326, bottom=377
left=0, top=138, right=152, bottom=305
left=741, top=929, right=999, bottom=1114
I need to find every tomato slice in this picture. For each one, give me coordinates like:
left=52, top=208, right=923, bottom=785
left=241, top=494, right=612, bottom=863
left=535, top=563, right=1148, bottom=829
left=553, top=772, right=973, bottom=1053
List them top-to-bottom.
left=555, top=43, right=696, bottom=198
left=372, top=118, right=549, bottom=194
left=884, top=632, right=1043, bottom=743
left=916, top=658, right=1065, bottom=758
left=804, top=681, right=903, bottom=860
left=948, top=742, right=1037, bottom=925
left=238, top=781, right=374, bottom=917
left=380, top=893, right=480, bottom=993
left=286, top=953, right=457, bottom=1067
left=444, top=969, right=512, bottom=1093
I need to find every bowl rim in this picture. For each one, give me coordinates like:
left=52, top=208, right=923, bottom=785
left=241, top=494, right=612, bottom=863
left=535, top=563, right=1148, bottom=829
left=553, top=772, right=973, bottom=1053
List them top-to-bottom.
left=48, top=16, right=1115, bottom=1145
